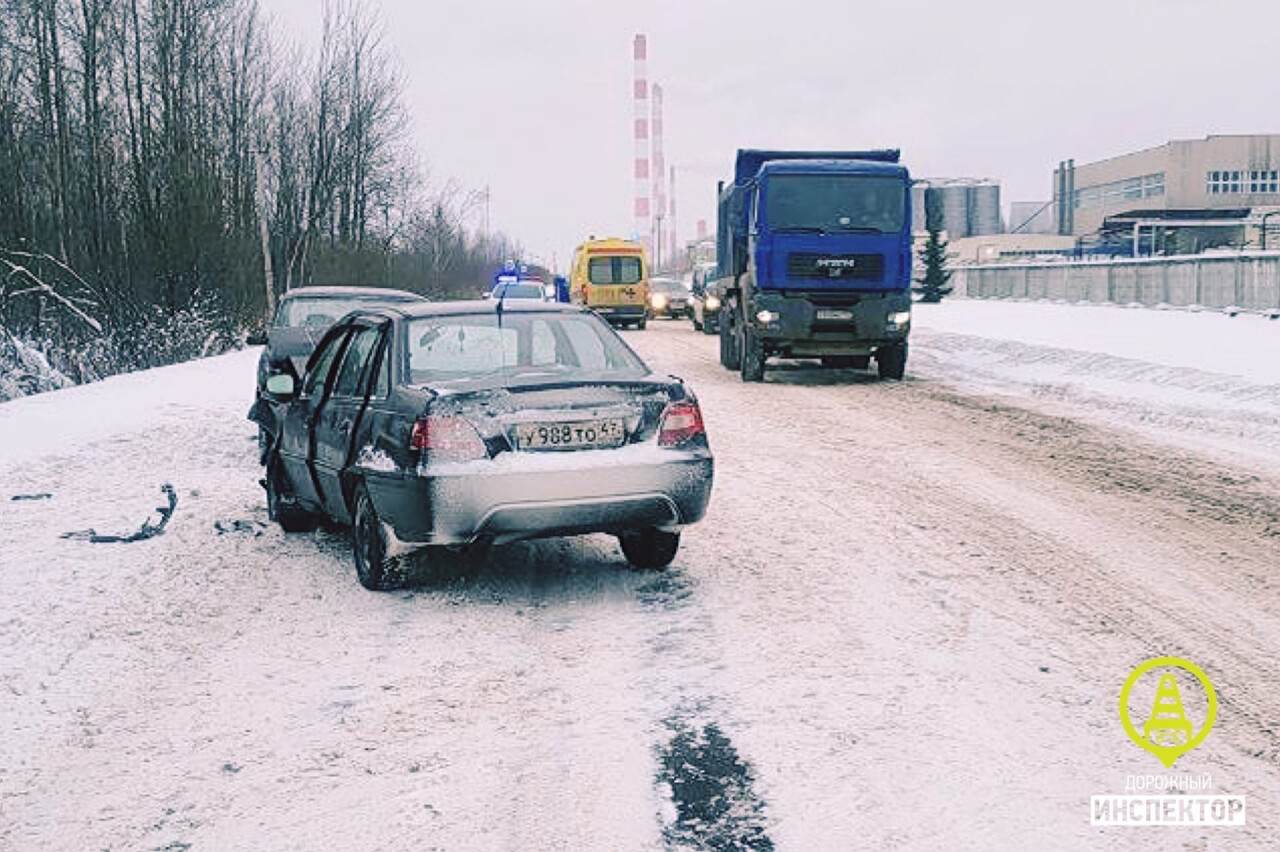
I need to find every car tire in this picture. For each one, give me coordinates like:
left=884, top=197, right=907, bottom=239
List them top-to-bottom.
left=720, top=307, right=741, bottom=370
left=692, top=315, right=703, bottom=331
left=636, top=316, right=648, bottom=330
left=740, top=323, right=765, bottom=382
left=877, top=341, right=908, bottom=380
left=265, top=455, right=317, bottom=533
left=352, top=482, right=401, bottom=591
left=619, top=528, right=680, bottom=571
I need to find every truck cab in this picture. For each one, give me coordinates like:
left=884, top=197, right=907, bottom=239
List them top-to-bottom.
left=715, top=150, right=914, bottom=381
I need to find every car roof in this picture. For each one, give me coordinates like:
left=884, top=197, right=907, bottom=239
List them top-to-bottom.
left=279, top=285, right=426, bottom=301
left=343, top=299, right=594, bottom=321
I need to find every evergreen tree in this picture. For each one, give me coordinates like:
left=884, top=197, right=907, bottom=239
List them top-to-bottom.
left=915, top=225, right=953, bottom=303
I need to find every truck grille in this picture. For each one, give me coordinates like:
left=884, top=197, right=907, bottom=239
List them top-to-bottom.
left=787, top=253, right=884, bottom=281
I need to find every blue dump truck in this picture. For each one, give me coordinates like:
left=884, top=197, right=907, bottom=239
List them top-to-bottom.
left=713, top=149, right=914, bottom=381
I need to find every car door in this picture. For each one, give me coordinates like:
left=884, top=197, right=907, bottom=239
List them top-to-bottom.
left=311, top=322, right=384, bottom=521
left=278, top=324, right=352, bottom=513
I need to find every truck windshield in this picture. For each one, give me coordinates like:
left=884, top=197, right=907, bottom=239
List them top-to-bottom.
left=765, top=174, right=906, bottom=234
left=588, top=256, right=643, bottom=285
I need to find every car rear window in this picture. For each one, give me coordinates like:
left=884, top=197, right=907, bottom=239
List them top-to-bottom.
left=587, top=256, right=643, bottom=285
left=491, top=283, right=546, bottom=300
left=276, top=294, right=413, bottom=328
left=406, top=312, right=647, bottom=384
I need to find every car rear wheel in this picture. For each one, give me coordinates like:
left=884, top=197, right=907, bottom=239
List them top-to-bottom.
left=877, top=341, right=908, bottom=380
left=265, top=456, right=317, bottom=533
left=352, top=482, right=401, bottom=591
left=619, top=528, right=680, bottom=571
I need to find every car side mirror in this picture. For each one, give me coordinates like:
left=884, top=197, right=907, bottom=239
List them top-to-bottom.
left=246, top=329, right=268, bottom=346
left=265, top=372, right=297, bottom=400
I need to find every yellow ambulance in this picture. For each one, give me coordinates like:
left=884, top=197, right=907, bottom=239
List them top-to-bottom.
left=569, top=238, right=650, bottom=329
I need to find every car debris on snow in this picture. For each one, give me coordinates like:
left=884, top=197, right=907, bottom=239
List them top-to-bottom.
left=59, top=484, right=177, bottom=543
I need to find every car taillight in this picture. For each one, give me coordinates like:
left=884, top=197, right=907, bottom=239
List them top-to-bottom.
left=657, top=400, right=706, bottom=447
left=410, top=415, right=487, bottom=461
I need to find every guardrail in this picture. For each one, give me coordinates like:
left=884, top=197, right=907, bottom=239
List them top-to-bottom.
left=951, top=253, right=1280, bottom=313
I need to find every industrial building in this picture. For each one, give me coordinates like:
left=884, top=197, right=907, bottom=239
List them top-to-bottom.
left=1053, top=135, right=1280, bottom=251
left=912, top=178, right=1002, bottom=240
left=1008, top=201, right=1056, bottom=235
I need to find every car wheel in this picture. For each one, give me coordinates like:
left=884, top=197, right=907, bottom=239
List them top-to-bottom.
left=720, top=307, right=741, bottom=370
left=692, top=315, right=702, bottom=331
left=636, top=316, right=648, bottom=330
left=740, top=323, right=765, bottom=382
left=877, top=341, right=908, bottom=380
left=265, top=456, right=317, bottom=533
left=352, top=482, right=401, bottom=591
left=619, top=528, right=680, bottom=571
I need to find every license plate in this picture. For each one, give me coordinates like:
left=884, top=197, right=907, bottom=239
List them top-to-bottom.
left=816, top=309, right=854, bottom=321
left=516, top=418, right=626, bottom=450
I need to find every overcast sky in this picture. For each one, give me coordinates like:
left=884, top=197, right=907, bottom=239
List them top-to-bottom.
left=261, top=0, right=1278, bottom=268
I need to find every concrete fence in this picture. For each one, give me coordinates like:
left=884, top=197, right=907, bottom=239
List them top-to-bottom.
left=951, top=253, right=1280, bottom=313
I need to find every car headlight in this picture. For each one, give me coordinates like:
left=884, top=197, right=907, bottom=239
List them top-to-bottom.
left=651, top=294, right=667, bottom=308
left=705, top=296, right=720, bottom=310
left=756, top=310, right=777, bottom=324
left=886, top=311, right=911, bottom=331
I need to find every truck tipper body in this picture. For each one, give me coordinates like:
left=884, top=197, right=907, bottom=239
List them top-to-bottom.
left=712, top=149, right=914, bottom=380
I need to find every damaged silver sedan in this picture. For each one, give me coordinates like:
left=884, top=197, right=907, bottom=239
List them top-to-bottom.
left=250, top=301, right=714, bottom=589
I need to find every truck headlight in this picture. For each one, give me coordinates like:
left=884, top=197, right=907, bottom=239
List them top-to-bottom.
left=705, top=296, right=720, bottom=310
left=756, top=310, right=777, bottom=324
left=887, top=311, right=911, bottom=331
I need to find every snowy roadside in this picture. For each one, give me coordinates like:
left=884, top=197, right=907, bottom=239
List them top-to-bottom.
left=911, top=300, right=1280, bottom=469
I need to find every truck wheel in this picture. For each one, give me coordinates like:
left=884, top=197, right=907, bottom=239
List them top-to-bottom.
left=720, top=307, right=741, bottom=370
left=740, top=323, right=765, bottom=382
left=877, top=342, right=908, bottom=380
left=265, top=456, right=317, bottom=533
left=619, top=528, right=680, bottom=570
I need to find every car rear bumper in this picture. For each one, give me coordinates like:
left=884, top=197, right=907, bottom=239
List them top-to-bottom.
left=591, top=305, right=647, bottom=321
left=364, top=443, right=714, bottom=545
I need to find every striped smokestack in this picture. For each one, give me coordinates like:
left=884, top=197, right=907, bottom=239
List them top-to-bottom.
left=632, top=35, right=650, bottom=253
left=651, top=81, right=666, bottom=267
left=669, top=165, right=678, bottom=270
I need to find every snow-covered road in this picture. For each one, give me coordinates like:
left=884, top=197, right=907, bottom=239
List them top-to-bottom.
left=2, top=305, right=1278, bottom=850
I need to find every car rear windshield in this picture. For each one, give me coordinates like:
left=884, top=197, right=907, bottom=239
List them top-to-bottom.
left=587, top=256, right=643, bottom=285
left=650, top=278, right=686, bottom=294
left=491, top=283, right=546, bottom=300
left=277, top=295, right=410, bottom=328
left=405, top=312, right=648, bottom=385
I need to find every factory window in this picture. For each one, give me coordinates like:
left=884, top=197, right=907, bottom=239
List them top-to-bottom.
left=1207, top=170, right=1241, bottom=194
left=1249, top=170, right=1279, bottom=193
left=1143, top=173, right=1165, bottom=197
left=1123, top=178, right=1143, bottom=200
left=1073, top=186, right=1101, bottom=210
